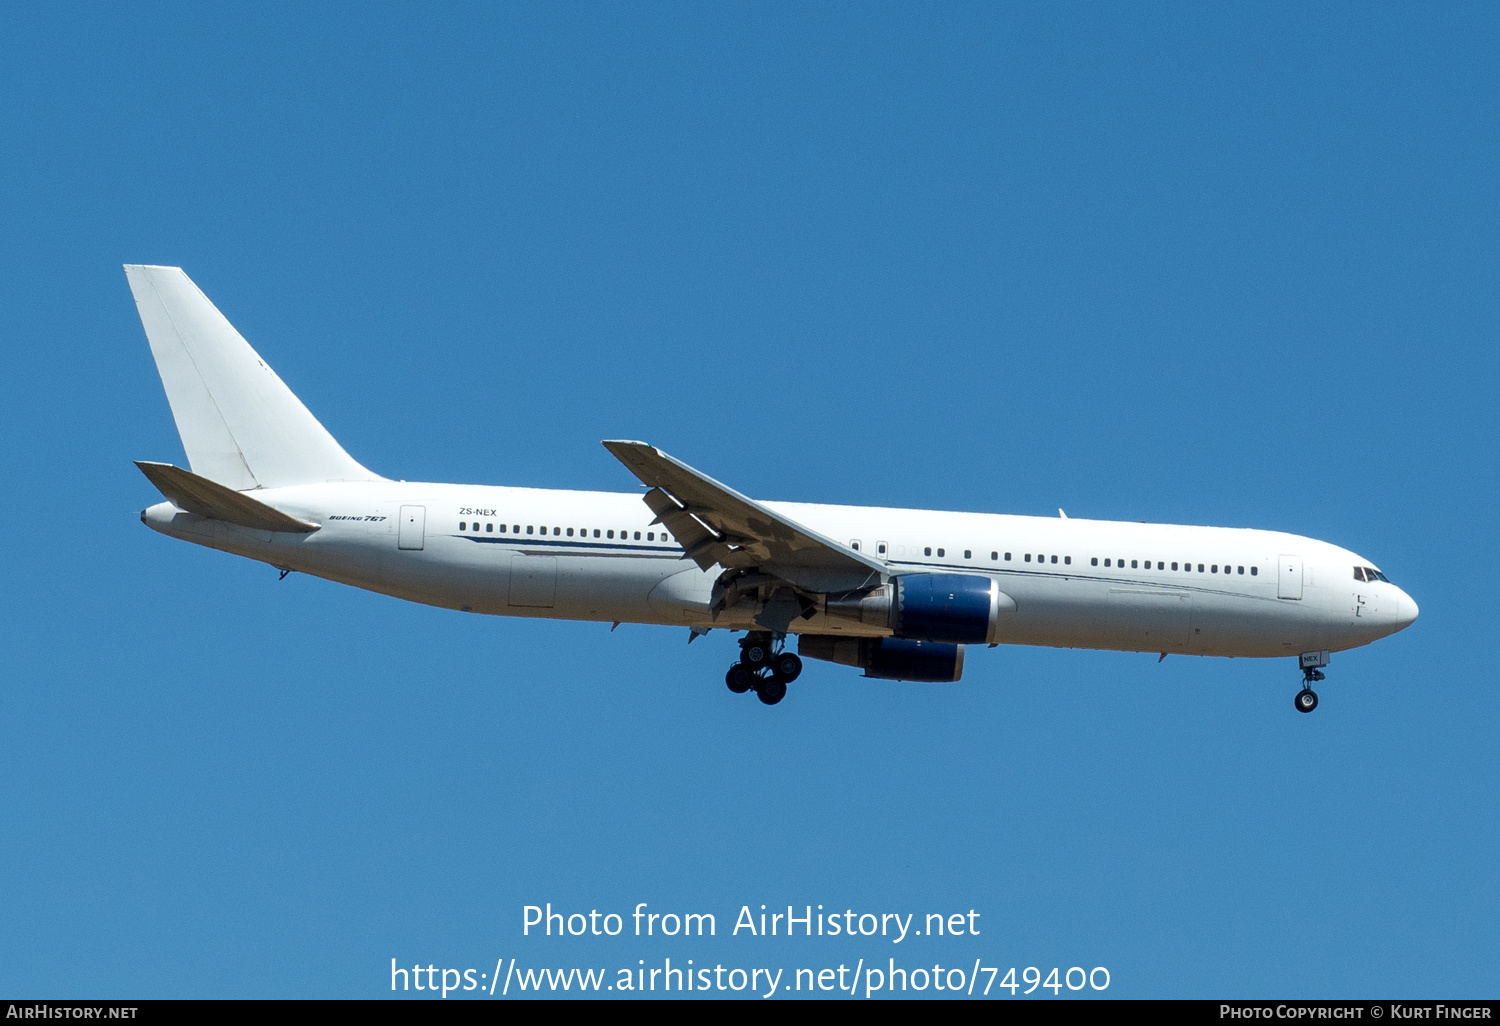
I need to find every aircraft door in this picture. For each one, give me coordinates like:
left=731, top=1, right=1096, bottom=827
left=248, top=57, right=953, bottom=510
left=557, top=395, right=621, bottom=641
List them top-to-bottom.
left=398, top=505, right=426, bottom=550
left=1278, top=554, right=1303, bottom=599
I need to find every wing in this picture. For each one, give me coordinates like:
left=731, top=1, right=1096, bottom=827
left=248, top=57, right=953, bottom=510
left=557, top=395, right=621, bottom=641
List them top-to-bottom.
left=602, top=441, right=885, bottom=595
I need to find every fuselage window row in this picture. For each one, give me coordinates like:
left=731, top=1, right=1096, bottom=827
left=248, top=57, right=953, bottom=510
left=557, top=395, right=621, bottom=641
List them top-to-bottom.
left=456, top=521, right=673, bottom=544
left=772, top=536, right=1266, bottom=582
left=908, top=547, right=1078, bottom=567
left=1021, top=554, right=1071, bottom=565
left=1087, top=556, right=1257, bottom=576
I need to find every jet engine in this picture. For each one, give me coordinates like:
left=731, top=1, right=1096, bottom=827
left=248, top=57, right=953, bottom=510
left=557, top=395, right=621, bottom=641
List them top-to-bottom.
left=822, top=573, right=1013, bottom=645
left=798, top=635, right=964, bottom=682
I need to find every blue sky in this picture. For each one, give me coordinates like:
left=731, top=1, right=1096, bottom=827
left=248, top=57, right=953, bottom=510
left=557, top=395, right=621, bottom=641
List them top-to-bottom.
left=1, top=2, right=1495, bottom=999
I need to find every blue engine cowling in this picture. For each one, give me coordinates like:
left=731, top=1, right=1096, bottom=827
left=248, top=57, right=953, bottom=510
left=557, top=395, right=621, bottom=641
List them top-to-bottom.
left=892, top=574, right=997, bottom=645
left=798, top=635, right=964, bottom=682
left=863, top=638, right=964, bottom=682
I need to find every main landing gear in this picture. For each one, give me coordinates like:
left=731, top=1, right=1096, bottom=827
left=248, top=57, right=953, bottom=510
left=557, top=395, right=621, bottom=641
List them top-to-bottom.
left=725, top=631, right=801, bottom=706
left=1295, top=651, right=1329, bottom=713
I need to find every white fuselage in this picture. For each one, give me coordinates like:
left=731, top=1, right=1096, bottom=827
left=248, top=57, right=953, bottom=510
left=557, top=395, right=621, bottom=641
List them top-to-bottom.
left=142, top=480, right=1417, bottom=660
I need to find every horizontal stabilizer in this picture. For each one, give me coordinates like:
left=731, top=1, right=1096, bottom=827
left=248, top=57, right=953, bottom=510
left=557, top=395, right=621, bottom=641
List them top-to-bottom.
left=135, top=461, right=320, bottom=533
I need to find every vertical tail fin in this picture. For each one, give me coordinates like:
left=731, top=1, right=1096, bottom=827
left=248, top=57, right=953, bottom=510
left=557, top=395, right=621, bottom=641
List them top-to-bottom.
left=125, top=265, right=380, bottom=489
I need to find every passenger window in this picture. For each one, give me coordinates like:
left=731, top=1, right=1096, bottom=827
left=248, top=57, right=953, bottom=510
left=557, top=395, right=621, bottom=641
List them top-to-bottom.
left=459, top=522, right=466, bottom=531
left=486, top=523, right=493, bottom=533
left=500, top=524, right=507, bottom=533
left=512, top=525, right=519, bottom=533
left=526, top=526, right=534, bottom=535
left=566, top=528, right=574, bottom=537
left=594, top=529, right=600, bottom=538
left=606, top=530, right=613, bottom=538
left=634, top=531, right=640, bottom=540
left=647, top=532, right=655, bottom=541
left=850, top=540, right=861, bottom=551
left=878, top=542, right=888, bottom=555
left=924, top=547, right=932, bottom=557
left=937, top=548, right=945, bottom=557
left=964, top=550, right=972, bottom=559
left=991, top=551, right=998, bottom=560
left=1004, top=552, right=1012, bottom=561
left=1026, top=554, right=1033, bottom=562
left=1051, top=555, right=1058, bottom=564
left=1064, top=556, right=1071, bottom=565
left=1091, top=557, right=1098, bottom=566
left=1104, top=558, right=1110, bottom=567
left=1131, top=560, right=1138, bottom=569
left=1184, top=561, right=1191, bottom=571
left=1171, top=562, right=1178, bottom=570
left=1197, top=564, right=1204, bottom=572
left=1212, top=565, right=1218, bottom=573
left=1237, top=566, right=1244, bottom=574
left=1251, top=566, right=1258, bottom=576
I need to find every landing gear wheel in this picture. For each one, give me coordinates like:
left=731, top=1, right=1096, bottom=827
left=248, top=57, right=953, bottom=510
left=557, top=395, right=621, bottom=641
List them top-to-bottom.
left=740, top=638, right=772, bottom=669
left=771, top=652, right=802, bottom=683
left=726, top=664, right=754, bottom=694
left=756, top=677, right=788, bottom=705
left=1295, top=688, right=1319, bottom=713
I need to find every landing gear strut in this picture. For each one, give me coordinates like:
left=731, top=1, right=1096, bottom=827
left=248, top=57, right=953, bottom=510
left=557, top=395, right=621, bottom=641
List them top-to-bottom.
left=724, top=633, right=801, bottom=706
left=1295, top=651, right=1329, bottom=713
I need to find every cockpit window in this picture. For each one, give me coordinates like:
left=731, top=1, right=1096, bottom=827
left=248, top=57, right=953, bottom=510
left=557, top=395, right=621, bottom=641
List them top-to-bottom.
left=1353, top=566, right=1366, bottom=582
left=1358, top=566, right=1391, bottom=583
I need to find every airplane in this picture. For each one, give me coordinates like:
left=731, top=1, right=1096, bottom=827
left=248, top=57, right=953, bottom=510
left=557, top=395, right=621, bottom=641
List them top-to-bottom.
left=126, top=265, right=1418, bottom=712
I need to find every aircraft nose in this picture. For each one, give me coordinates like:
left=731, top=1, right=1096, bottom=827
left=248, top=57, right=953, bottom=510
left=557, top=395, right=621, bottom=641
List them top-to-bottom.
left=1395, top=589, right=1419, bottom=630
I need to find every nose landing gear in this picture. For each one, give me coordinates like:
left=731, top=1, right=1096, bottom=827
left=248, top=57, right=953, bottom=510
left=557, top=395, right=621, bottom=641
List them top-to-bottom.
left=724, top=632, right=802, bottom=706
left=1295, top=651, right=1329, bottom=713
